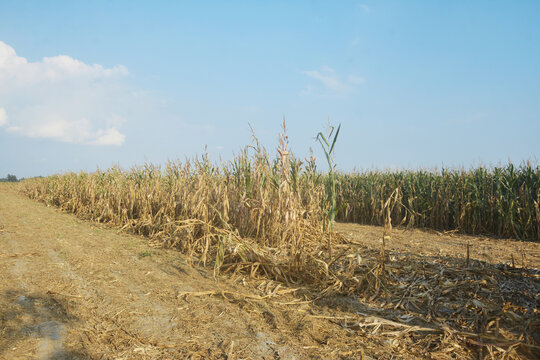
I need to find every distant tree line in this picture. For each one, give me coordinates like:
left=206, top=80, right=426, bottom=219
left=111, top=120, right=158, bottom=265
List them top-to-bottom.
left=0, top=174, right=19, bottom=182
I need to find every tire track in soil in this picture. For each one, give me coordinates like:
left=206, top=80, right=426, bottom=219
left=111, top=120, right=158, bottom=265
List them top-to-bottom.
left=1, top=219, right=71, bottom=359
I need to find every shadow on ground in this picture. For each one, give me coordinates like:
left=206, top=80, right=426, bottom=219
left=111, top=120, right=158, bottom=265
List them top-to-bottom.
left=0, top=288, right=90, bottom=359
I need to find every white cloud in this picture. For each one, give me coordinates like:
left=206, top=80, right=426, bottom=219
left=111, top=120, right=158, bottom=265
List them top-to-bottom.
left=0, top=41, right=128, bottom=146
left=0, top=41, right=127, bottom=87
left=302, top=66, right=364, bottom=95
left=0, top=107, right=7, bottom=126
left=90, top=127, right=125, bottom=146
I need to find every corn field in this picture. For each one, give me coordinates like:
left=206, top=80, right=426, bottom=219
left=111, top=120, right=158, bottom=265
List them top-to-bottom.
left=17, top=135, right=540, bottom=359
left=21, top=146, right=540, bottom=272
left=334, top=163, right=540, bottom=241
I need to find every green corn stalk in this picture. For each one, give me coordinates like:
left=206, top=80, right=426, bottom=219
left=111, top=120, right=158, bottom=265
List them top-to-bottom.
left=316, top=123, right=341, bottom=259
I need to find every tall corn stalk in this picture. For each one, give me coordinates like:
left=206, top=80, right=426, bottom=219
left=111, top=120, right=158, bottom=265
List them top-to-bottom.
left=316, top=123, right=341, bottom=258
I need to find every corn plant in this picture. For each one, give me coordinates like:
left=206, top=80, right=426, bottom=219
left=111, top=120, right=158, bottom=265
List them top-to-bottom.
left=316, top=123, right=341, bottom=258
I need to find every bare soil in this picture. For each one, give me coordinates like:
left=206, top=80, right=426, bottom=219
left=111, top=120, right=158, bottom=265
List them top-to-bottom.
left=1, top=184, right=539, bottom=359
left=337, top=223, right=540, bottom=270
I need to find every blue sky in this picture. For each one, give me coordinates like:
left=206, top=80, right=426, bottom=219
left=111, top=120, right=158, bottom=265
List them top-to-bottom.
left=1, top=0, right=539, bottom=178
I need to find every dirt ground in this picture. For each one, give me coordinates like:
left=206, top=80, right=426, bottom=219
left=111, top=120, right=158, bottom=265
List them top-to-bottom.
left=1, top=184, right=539, bottom=359
left=337, top=223, right=540, bottom=270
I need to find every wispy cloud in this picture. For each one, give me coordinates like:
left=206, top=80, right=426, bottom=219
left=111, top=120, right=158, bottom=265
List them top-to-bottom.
left=356, top=3, right=372, bottom=13
left=0, top=41, right=129, bottom=146
left=301, top=66, right=364, bottom=96
left=303, top=66, right=352, bottom=92
left=347, top=74, right=365, bottom=85
left=6, top=116, right=126, bottom=146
